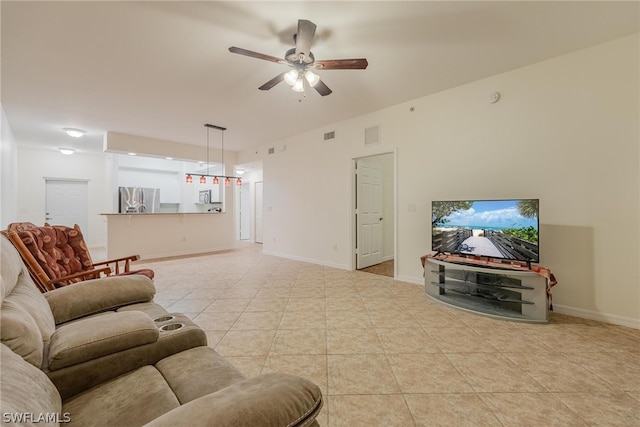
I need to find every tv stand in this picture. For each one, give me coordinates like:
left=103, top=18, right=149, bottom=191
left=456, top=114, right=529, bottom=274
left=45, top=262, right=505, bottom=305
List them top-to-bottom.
left=423, top=256, right=553, bottom=323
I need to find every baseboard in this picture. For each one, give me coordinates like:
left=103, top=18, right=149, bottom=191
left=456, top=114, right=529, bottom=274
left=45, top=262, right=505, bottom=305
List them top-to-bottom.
left=140, top=245, right=237, bottom=262
left=262, top=250, right=350, bottom=271
left=382, top=255, right=394, bottom=262
left=396, top=275, right=423, bottom=286
left=553, top=304, right=640, bottom=329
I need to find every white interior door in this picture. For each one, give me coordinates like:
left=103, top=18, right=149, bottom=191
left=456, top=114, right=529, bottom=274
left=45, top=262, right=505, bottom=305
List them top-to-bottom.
left=356, top=160, right=383, bottom=269
left=45, top=179, right=89, bottom=235
left=255, top=181, right=263, bottom=244
left=239, top=182, right=250, bottom=240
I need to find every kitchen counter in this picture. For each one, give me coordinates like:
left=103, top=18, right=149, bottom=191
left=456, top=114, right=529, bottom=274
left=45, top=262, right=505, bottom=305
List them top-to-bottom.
left=103, top=211, right=235, bottom=260
left=102, top=212, right=223, bottom=215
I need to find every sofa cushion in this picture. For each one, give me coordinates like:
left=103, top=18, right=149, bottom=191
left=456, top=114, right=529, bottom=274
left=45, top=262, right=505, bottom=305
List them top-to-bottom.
left=1, top=234, right=26, bottom=304
left=1, top=236, right=56, bottom=367
left=45, top=274, right=156, bottom=325
left=117, top=301, right=172, bottom=319
left=0, top=303, right=45, bottom=367
left=48, top=310, right=159, bottom=371
left=0, top=344, right=62, bottom=425
left=155, top=346, right=246, bottom=404
left=63, top=365, right=180, bottom=427
left=144, top=373, right=323, bottom=427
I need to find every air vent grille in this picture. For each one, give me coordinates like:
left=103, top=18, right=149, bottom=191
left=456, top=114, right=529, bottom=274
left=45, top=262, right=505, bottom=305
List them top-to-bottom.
left=364, top=125, right=380, bottom=145
left=324, top=131, right=336, bottom=141
left=268, top=147, right=275, bottom=154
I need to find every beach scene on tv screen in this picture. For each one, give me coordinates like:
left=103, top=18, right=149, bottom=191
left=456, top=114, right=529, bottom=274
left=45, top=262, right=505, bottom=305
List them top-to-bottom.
left=432, top=199, right=539, bottom=262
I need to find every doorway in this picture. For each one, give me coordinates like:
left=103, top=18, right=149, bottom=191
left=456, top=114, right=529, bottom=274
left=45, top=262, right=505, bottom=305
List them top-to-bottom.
left=353, top=152, right=395, bottom=277
left=45, top=178, right=89, bottom=237
left=238, top=182, right=251, bottom=240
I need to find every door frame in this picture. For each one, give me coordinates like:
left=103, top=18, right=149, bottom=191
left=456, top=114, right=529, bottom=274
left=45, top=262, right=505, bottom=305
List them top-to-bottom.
left=351, top=149, right=397, bottom=277
left=236, top=181, right=251, bottom=240
left=255, top=181, right=264, bottom=244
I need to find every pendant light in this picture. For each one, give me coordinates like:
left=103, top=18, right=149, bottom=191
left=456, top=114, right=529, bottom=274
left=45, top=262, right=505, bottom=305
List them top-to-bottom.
left=184, top=124, right=242, bottom=186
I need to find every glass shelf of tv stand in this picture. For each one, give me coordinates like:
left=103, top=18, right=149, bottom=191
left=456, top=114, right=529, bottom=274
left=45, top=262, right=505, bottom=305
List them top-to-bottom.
left=424, top=258, right=549, bottom=323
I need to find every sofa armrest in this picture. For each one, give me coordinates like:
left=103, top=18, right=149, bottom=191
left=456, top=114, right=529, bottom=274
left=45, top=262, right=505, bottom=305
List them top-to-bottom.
left=44, top=274, right=156, bottom=324
left=47, top=311, right=159, bottom=371
left=143, top=373, right=322, bottom=427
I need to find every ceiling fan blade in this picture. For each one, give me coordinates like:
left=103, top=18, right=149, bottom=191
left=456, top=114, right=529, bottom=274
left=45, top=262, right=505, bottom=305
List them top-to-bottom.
left=295, top=19, right=316, bottom=58
left=229, top=46, right=284, bottom=64
left=314, top=58, right=369, bottom=70
left=259, top=73, right=285, bottom=91
left=314, top=79, right=332, bottom=96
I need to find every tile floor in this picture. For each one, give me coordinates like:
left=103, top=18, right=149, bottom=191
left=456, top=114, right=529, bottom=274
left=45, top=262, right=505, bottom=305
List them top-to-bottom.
left=137, top=243, right=640, bottom=426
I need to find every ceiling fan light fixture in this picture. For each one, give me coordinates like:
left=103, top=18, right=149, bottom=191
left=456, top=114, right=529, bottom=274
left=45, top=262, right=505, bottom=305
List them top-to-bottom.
left=284, top=69, right=298, bottom=86
left=304, top=70, right=320, bottom=87
left=292, top=77, right=305, bottom=92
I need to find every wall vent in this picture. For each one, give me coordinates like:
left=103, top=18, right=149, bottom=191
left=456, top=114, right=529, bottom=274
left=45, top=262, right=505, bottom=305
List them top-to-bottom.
left=364, top=125, right=380, bottom=145
left=323, top=131, right=336, bottom=141
left=268, top=147, right=275, bottom=154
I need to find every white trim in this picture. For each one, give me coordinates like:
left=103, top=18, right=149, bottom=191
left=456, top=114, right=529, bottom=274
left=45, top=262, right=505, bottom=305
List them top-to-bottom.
left=43, top=177, right=90, bottom=182
left=263, top=250, right=350, bottom=271
left=396, top=275, right=423, bottom=286
left=553, top=304, right=640, bottom=329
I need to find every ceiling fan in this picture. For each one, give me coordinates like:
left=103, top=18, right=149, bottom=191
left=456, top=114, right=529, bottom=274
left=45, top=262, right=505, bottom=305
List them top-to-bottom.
left=229, top=19, right=368, bottom=96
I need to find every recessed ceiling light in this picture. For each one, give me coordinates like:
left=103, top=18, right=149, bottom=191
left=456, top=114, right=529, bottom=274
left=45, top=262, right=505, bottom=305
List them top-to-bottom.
left=63, top=128, right=87, bottom=138
left=59, top=148, right=75, bottom=155
left=128, top=152, right=137, bottom=156
left=165, top=157, right=174, bottom=160
left=236, top=169, right=245, bottom=175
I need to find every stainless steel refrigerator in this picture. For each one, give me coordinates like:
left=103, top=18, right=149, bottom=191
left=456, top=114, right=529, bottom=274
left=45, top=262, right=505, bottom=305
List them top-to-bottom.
left=118, top=187, right=160, bottom=213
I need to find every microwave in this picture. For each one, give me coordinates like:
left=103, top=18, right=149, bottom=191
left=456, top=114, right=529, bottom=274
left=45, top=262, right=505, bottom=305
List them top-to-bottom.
left=198, top=190, right=211, bottom=204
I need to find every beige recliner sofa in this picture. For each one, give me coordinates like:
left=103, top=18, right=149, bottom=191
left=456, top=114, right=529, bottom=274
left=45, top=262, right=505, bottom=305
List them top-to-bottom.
left=0, top=235, right=322, bottom=426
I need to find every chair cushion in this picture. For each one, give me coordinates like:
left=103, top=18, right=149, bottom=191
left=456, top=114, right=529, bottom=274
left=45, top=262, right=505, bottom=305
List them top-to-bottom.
left=6, top=222, right=39, bottom=233
left=58, top=224, right=94, bottom=269
left=15, top=227, right=82, bottom=283
left=48, top=311, right=159, bottom=370
left=0, top=344, right=62, bottom=423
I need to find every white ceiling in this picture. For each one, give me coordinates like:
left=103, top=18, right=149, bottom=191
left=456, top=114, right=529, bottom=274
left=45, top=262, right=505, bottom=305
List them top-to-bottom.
left=2, top=1, right=638, bottom=155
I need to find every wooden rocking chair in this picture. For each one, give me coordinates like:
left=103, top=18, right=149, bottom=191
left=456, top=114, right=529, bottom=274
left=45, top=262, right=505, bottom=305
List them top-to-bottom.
left=4, top=222, right=153, bottom=293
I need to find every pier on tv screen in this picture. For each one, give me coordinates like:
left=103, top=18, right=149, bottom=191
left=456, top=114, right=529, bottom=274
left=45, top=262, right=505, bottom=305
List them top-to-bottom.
left=431, top=199, right=539, bottom=263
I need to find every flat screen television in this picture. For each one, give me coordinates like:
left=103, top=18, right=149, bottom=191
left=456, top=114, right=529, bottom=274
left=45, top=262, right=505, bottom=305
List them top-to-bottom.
left=432, top=199, right=539, bottom=263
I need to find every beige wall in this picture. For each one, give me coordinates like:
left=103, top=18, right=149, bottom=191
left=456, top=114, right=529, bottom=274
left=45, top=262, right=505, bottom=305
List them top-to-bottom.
left=6, top=34, right=638, bottom=326
left=239, top=34, right=640, bottom=327
left=1, top=106, right=18, bottom=229
left=13, top=136, right=238, bottom=255
left=15, top=147, right=109, bottom=248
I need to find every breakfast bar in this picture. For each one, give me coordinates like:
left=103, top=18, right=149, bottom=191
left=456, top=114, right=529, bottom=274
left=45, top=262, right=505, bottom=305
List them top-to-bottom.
left=102, top=212, right=235, bottom=260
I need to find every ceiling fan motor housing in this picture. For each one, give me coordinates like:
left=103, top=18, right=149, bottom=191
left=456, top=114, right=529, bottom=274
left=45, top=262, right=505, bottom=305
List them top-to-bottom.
left=285, top=48, right=315, bottom=67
